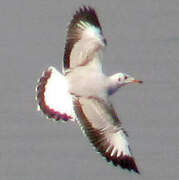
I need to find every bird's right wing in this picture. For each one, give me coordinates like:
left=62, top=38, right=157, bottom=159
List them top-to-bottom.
left=63, top=6, right=107, bottom=73
left=74, top=96, right=139, bottom=173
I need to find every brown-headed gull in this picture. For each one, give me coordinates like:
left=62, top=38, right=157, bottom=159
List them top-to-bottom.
left=36, top=6, right=143, bottom=173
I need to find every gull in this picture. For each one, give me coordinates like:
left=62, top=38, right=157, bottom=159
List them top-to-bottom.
left=36, top=6, right=142, bottom=174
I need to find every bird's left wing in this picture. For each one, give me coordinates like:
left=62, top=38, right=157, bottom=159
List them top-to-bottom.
left=63, top=6, right=106, bottom=73
left=74, top=96, right=139, bottom=173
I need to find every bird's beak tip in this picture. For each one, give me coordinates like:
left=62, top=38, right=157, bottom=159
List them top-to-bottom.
left=133, top=79, right=143, bottom=84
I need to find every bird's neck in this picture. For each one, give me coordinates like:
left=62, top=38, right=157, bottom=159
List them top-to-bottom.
left=107, top=76, right=121, bottom=96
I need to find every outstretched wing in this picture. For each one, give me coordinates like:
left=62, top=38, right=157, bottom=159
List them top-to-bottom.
left=63, top=6, right=107, bottom=73
left=36, top=66, right=76, bottom=121
left=74, top=96, right=139, bottom=173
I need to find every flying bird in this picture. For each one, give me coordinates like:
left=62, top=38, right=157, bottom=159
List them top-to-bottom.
left=36, top=6, right=142, bottom=174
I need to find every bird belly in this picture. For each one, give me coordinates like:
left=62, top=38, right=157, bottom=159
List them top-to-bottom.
left=66, top=68, right=107, bottom=100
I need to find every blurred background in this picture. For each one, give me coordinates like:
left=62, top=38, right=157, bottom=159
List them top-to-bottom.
left=0, top=0, right=179, bottom=179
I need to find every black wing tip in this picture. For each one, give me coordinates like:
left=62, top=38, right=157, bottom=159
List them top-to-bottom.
left=73, top=6, right=102, bottom=29
left=36, top=69, right=72, bottom=121
left=103, top=148, right=139, bottom=174
left=107, top=155, right=140, bottom=174
left=118, top=155, right=140, bottom=174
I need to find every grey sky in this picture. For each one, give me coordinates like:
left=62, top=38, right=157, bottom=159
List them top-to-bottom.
left=0, top=0, right=179, bottom=179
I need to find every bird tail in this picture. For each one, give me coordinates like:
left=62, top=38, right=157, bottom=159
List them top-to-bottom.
left=36, top=66, right=76, bottom=121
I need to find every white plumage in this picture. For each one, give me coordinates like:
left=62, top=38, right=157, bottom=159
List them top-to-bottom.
left=43, top=67, right=75, bottom=121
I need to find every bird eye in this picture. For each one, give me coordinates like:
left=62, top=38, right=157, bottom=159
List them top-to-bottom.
left=124, top=76, right=128, bottom=79
left=118, top=78, right=121, bottom=81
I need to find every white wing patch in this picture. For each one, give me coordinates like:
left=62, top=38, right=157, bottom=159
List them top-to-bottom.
left=77, top=20, right=104, bottom=46
left=44, top=67, right=75, bottom=118
left=108, top=130, right=131, bottom=157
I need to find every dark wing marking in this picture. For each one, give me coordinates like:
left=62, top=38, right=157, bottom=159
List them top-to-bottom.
left=74, top=96, right=139, bottom=173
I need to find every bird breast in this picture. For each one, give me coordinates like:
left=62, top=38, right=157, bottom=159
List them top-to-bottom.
left=66, top=67, right=108, bottom=100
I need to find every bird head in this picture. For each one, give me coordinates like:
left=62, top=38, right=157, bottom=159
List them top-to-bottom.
left=108, top=73, right=143, bottom=95
left=110, top=73, right=143, bottom=87
left=116, top=73, right=143, bottom=86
